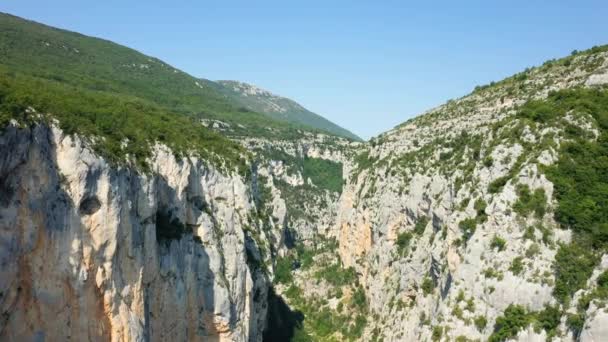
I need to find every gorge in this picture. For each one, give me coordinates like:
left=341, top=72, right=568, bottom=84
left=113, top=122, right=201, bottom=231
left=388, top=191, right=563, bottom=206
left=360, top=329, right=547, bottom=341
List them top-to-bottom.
left=1, top=12, right=608, bottom=342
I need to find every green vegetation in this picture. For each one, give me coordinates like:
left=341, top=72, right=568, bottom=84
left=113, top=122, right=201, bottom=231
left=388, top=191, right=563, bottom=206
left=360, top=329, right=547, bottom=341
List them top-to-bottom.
left=0, top=12, right=352, bottom=174
left=0, top=67, right=247, bottom=172
left=216, top=80, right=361, bottom=140
left=517, top=87, right=608, bottom=307
left=390, top=131, right=484, bottom=190
left=262, top=149, right=343, bottom=193
left=352, top=150, right=378, bottom=179
left=486, top=153, right=527, bottom=195
left=302, top=156, right=344, bottom=193
left=483, top=156, right=494, bottom=167
left=488, top=176, right=510, bottom=194
left=273, top=181, right=327, bottom=221
left=513, top=184, right=547, bottom=218
left=457, top=197, right=492, bottom=243
left=474, top=198, right=488, bottom=222
left=414, top=216, right=429, bottom=235
left=459, top=218, right=477, bottom=241
left=523, top=226, right=536, bottom=241
left=396, top=231, right=413, bottom=256
left=490, top=236, right=507, bottom=252
left=273, top=237, right=368, bottom=341
left=295, top=243, right=316, bottom=270
left=525, top=243, right=541, bottom=258
left=553, top=243, right=598, bottom=303
left=274, top=255, right=295, bottom=284
left=509, top=257, right=524, bottom=275
left=314, top=263, right=357, bottom=287
left=483, top=268, right=503, bottom=280
left=568, top=270, right=608, bottom=335
left=598, top=270, right=608, bottom=290
left=283, top=272, right=368, bottom=340
left=421, top=277, right=434, bottom=296
left=351, top=286, right=367, bottom=311
left=284, top=292, right=368, bottom=341
left=464, top=300, right=476, bottom=315
left=490, top=304, right=562, bottom=342
left=452, top=305, right=464, bottom=320
left=489, top=305, right=531, bottom=342
left=534, top=305, right=561, bottom=339
left=566, top=313, right=585, bottom=336
left=474, top=315, right=487, bottom=331
left=431, top=326, right=443, bottom=341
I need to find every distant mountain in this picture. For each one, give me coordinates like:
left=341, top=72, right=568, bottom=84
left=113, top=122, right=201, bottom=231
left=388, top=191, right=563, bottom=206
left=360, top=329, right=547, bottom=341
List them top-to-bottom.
left=0, top=12, right=356, bottom=141
left=215, top=80, right=361, bottom=140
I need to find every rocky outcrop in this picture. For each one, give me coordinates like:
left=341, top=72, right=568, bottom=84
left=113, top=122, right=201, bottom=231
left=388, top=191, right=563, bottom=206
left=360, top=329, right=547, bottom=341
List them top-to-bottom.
left=327, top=49, right=608, bottom=341
left=0, top=123, right=269, bottom=341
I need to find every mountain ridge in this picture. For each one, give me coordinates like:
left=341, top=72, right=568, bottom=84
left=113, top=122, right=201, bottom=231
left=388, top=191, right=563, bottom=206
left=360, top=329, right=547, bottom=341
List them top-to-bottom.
left=0, top=11, right=358, bottom=141
left=214, top=80, right=361, bottom=141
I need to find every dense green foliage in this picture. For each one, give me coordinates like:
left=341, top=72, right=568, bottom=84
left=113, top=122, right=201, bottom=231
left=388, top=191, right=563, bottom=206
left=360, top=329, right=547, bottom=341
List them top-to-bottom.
left=0, top=12, right=350, bottom=170
left=0, top=67, right=247, bottom=171
left=516, top=87, right=608, bottom=305
left=520, top=88, right=608, bottom=239
left=262, top=149, right=343, bottom=193
left=351, top=150, right=378, bottom=180
left=486, top=154, right=526, bottom=195
left=302, top=156, right=344, bottom=193
left=488, top=176, right=510, bottom=194
left=513, top=184, right=547, bottom=218
left=474, top=198, right=488, bottom=222
left=414, top=216, right=429, bottom=235
left=458, top=218, right=477, bottom=241
left=395, top=231, right=413, bottom=255
left=490, top=236, right=507, bottom=252
left=553, top=243, right=598, bottom=303
left=274, top=256, right=295, bottom=284
left=509, top=256, right=524, bottom=275
left=314, top=263, right=357, bottom=287
left=568, top=269, right=608, bottom=334
left=284, top=270, right=368, bottom=341
left=421, top=277, right=434, bottom=295
left=351, top=286, right=368, bottom=311
left=489, top=304, right=562, bottom=342
left=489, top=305, right=531, bottom=342
left=534, top=305, right=561, bottom=338
left=474, top=315, right=487, bottom=331
left=431, top=326, right=443, bottom=341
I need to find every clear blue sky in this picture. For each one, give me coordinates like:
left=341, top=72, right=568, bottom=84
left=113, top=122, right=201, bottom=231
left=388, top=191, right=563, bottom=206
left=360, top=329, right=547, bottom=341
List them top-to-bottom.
left=2, top=1, right=607, bottom=139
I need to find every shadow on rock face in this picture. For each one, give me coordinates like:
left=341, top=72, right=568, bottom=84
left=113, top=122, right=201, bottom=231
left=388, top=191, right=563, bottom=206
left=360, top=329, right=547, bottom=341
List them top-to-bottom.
left=78, top=195, right=101, bottom=215
left=263, top=287, right=305, bottom=342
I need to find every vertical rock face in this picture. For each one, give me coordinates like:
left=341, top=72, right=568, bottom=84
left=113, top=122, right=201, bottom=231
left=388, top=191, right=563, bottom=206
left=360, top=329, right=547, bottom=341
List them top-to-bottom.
left=0, top=124, right=268, bottom=341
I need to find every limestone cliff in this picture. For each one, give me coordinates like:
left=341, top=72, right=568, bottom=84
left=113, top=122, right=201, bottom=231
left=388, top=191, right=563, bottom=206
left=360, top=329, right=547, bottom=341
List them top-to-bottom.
left=333, top=49, right=608, bottom=341
left=0, top=123, right=269, bottom=341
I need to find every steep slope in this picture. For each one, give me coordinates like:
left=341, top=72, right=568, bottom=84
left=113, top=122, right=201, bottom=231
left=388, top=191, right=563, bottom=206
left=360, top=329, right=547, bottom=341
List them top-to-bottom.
left=0, top=12, right=350, bottom=141
left=0, top=12, right=358, bottom=342
left=241, top=45, right=608, bottom=342
left=274, top=46, right=608, bottom=341
left=215, top=80, right=361, bottom=140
